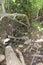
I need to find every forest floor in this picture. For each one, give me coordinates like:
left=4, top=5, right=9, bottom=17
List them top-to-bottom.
left=0, top=17, right=43, bottom=65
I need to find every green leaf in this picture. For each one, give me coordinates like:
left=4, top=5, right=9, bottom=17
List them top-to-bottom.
left=13, top=0, right=16, bottom=3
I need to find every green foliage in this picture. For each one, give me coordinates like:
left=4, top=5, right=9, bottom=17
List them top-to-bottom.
left=4, top=0, right=43, bottom=16
left=4, top=0, right=43, bottom=30
left=5, top=0, right=15, bottom=13
left=12, top=0, right=43, bottom=13
left=13, top=0, right=16, bottom=3
left=30, top=0, right=43, bottom=9
left=0, top=5, right=2, bottom=12
left=32, top=22, right=43, bottom=31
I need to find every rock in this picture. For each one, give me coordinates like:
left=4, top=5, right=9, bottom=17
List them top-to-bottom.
left=1, top=38, right=10, bottom=45
left=3, top=38, right=10, bottom=45
left=24, top=39, right=31, bottom=45
left=18, top=44, right=23, bottom=48
left=5, top=46, right=22, bottom=65
left=0, top=54, right=5, bottom=62
left=37, top=62, right=43, bottom=65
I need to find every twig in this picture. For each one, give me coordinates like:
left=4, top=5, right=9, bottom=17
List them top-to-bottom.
left=1, top=3, right=5, bottom=13
left=0, top=13, right=29, bottom=27
left=0, top=13, right=17, bottom=20
left=34, top=15, right=43, bottom=21
left=14, top=18, right=27, bottom=27
left=8, top=35, right=29, bottom=40
left=8, top=35, right=16, bottom=39
left=33, top=39, right=43, bottom=43
left=23, top=43, right=33, bottom=53
left=30, top=44, right=40, bottom=65
left=29, top=45, right=33, bottom=52
left=31, top=54, right=43, bottom=58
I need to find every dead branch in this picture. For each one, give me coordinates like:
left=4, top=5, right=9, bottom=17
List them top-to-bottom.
left=0, top=0, right=5, bottom=13
left=1, top=3, right=5, bottom=13
left=0, top=13, right=30, bottom=28
left=0, top=13, right=17, bottom=20
left=13, top=13, right=30, bottom=27
left=34, top=15, right=43, bottom=21
left=14, top=18, right=27, bottom=27
left=8, top=35, right=29, bottom=41
left=8, top=35, right=16, bottom=39
left=33, top=39, right=43, bottom=43
left=23, top=43, right=33, bottom=53
left=30, top=44, right=40, bottom=65
left=31, top=54, right=43, bottom=58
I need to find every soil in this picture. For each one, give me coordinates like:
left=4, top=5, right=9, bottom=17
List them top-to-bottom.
left=0, top=17, right=43, bottom=65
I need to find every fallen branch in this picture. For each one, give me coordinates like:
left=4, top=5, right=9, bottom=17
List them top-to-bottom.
left=0, top=13, right=30, bottom=28
left=0, top=13, right=17, bottom=20
left=34, top=15, right=43, bottom=21
left=14, top=18, right=27, bottom=27
left=8, top=35, right=29, bottom=40
left=8, top=35, right=16, bottom=39
left=33, top=38, right=43, bottom=43
left=23, top=43, right=33, bottom=53
left=30, top=44, right=40, bottom=65
left=31, top=54, right=43, bottom=58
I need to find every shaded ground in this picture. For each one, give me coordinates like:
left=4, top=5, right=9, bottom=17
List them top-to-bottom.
left=0, top=17, right=43, bottom=65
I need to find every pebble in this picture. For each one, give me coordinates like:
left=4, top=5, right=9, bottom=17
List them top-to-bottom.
left=18, top=44, right=23, bottom=48
left=5, top=46, right=22, bottom=65
left=0, top=54, right=5, bottom=62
